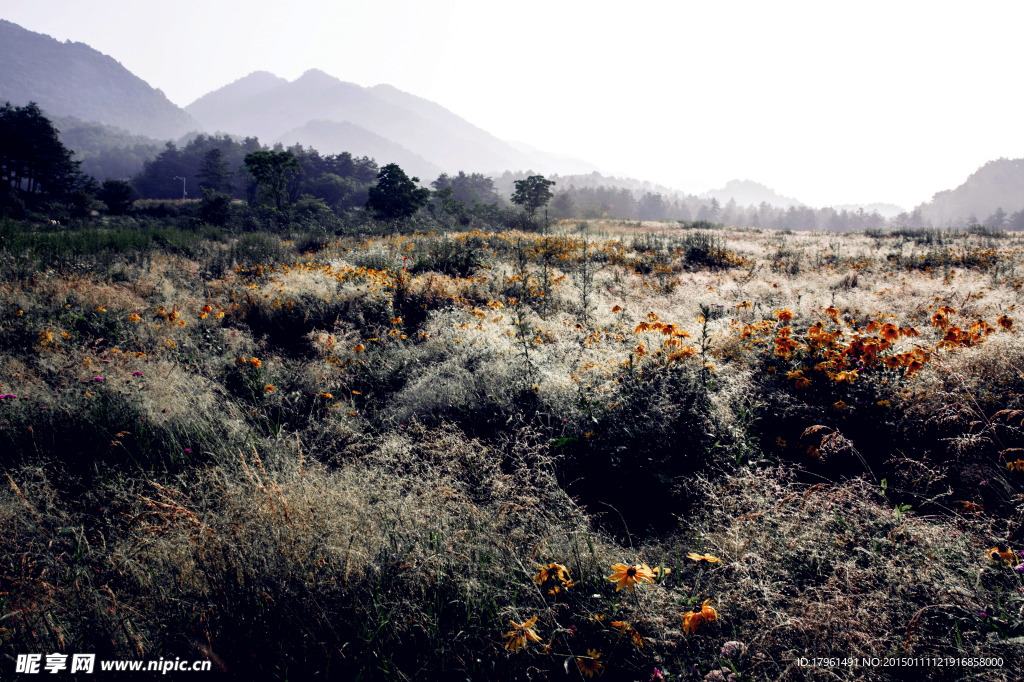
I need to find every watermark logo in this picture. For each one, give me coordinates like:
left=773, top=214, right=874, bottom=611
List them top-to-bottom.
left=15, top=653, right=210, bottom=674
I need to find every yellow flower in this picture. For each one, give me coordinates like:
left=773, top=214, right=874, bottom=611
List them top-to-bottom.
left=202, top=305, right=213, bottom=313
left=96, top=306, right=106, bottom=312
left=774, top=308, right=793, bottom=322
left=215, top=311, right=225, bottom=319
left=199, top=312, right=208, bottom=319
left=128, top=314, right=141, bottom=323
left=353, top=344, right=365, bottom=353
left=250, top=358, right=261, bottom=369
left=264, top=385, right=274, bottom=393
left=986, top=546, right=1021, bottom=567
left=686, top=552, right=721, bottom=563
left=607, top=562, right=655, bottom=593
left=533, top=563, right=570, bottom=585
left=701, top=598, right=718, bottom=623
left=682, top=601, right=717, bottom=634
left=682, top=611, right=703, bottom=634
left=503, top=616, right=542, bottom=652
left=576, top=650, right=603, bottom=678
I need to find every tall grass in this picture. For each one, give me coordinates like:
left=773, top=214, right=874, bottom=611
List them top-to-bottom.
left=1, top=218, right=1022, bottom=679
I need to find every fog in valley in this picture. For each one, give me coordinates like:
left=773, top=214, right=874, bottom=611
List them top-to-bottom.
left=1, top=1, right=1023, bottom=229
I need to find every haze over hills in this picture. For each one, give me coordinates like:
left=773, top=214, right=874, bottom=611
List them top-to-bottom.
left=1, top=17, right=1019, bottom=226
left=0, top=20, right=198, bottom=139
left=183, top=69, right=554, bottom=177
left=272, top=120, right=443, bottom=182
left=914, top=158, right=1024, bottom=226
left=699, top=180, right=905, bottom=218
left=701, top=180, right=803, bottom=208
left=833, top=203, right=905, bottom=219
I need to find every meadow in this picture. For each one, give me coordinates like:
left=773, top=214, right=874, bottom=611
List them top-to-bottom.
left=1, top=214, right=1022, bottom=680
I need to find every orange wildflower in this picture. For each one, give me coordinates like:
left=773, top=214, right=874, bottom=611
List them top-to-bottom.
left=986, top=546, right=1021, bottom=567
left=533, top=563, right=571, bottom=586
left=607, top=563, right=655, bottom=593
left=682, top=599, right=718, bottom=634
left=503, top=616, right=542, bottom=652
left=576, top=650, right=603, bottom=678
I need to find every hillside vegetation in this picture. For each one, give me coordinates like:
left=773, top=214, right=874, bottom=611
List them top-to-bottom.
left=0, top=20, right=198, bottom=139
left=915, top=159, right=1024, bottom=229
left=1, top=214, right=1022, bottom=680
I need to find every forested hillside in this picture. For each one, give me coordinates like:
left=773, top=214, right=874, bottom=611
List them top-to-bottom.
left=0, top=20, right=199, bottom=139
left=50, top=115, right=165, bottom=181
left=914, top=158, right=1024, bottom=229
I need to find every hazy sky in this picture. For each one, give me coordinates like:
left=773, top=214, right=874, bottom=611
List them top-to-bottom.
left=4, top=1, right=1023, bottom=208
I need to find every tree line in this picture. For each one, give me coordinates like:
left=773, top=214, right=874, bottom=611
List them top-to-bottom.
left=7, top=100, right=1021, bottom=232
left=0, top=101, right=539, bottom=228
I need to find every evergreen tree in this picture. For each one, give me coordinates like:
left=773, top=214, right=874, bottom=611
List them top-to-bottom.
left=0, top=101, right=89, bottom=208
left=197, top=148, right=233, bottom=193
left=365, top=163, right=430, bottom=221
left=99, top=179, right=136, bottom=215
left=984, top=207, right=1007, bottom=229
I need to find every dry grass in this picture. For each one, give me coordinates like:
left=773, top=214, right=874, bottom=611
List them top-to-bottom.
left=1, top=220, right=1022, bottom=679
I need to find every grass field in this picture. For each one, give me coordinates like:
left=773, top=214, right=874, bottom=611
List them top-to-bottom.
left=1, top=216, right=1022, bottom=680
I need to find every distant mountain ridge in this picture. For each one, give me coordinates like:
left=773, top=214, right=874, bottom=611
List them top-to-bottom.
left=0, top=20, right=199, bottom=139
left=183, top=69, right=576, bottom=178
left=272, top=120, right=443, bottom=182
left=914, top=158, right=1024, bottom=226
left=701, top=179, right=802, bottom=208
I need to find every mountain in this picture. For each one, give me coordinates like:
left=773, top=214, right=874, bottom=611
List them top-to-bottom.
left=0, top=20, right=199, bottom=139
left=184, top=69, right=572, bottom=177
left=185, top=71, right=288, bottom=132
left=50, top=115, right=165, bottom=180
left=273, top=120, right=443, bottom=182
left=504, top=141, right=602, bottom=176
left=915, top=158, right=1024, bottom=226
left=492, top=170, right=688, bottom=199
left=701, top=179, right=802, bottom=208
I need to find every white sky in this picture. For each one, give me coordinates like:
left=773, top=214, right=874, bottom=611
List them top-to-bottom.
left=4, top=0, right=1022, bottom=208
